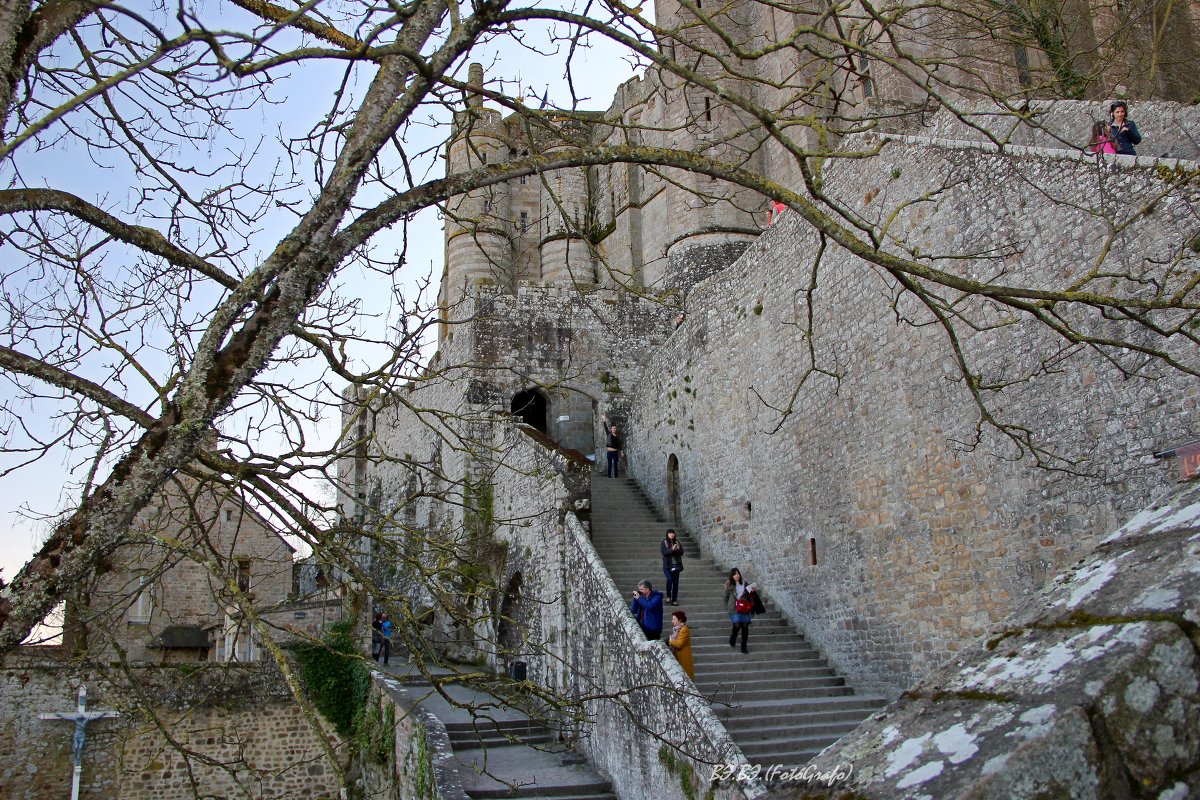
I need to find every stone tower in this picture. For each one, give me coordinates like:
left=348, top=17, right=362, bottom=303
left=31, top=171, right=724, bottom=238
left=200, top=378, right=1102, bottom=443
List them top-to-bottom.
left=440, top=63, right=514, bottom=326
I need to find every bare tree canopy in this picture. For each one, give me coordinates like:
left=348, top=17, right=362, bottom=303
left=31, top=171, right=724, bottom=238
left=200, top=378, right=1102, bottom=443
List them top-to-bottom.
left=0, top=0, right=1197, bottom=667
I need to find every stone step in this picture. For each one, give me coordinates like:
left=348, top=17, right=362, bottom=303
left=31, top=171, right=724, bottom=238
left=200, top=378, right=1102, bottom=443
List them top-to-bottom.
left=590, top=474, right=881, bottom=772
left=694, top=662, right=836, bottom=680
left=699, top=673, right=846, bottom=692
left=710, top=685, right=855, bottom=704
left=713, top=695, right=887, bottom=718
left=719, top=706, right=880, bottom=732
left=453, top=744, right=616, bottom=799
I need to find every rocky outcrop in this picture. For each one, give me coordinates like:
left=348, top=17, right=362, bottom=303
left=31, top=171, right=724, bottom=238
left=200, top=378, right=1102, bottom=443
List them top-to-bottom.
left=777, top=479, right=1200, bottom=799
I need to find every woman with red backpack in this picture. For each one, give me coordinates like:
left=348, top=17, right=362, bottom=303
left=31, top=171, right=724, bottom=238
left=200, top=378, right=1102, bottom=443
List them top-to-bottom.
left=724, top=568, right=756, bottom=654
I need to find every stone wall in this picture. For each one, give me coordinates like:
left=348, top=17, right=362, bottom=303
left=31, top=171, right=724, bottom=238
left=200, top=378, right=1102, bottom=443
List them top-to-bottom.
left=887, top=99, right=1200, bottom=160
left=626, top=134, right=1199, bottom=697
left=354, top=417, right=764, bottom=799
left=487, top=427, right=762, bottom=800
left=787, top=478, right=1200, bottom=799
left=0, top=655, right=339, bottom=799
left=355, top=674, right=466, bottom=800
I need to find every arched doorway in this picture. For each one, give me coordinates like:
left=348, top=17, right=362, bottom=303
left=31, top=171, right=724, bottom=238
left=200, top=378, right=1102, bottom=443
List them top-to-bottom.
left=511, top=389, right=548, bottom=432
left=666, top=454, right=680, bottom=523
left=497, top=571, right=524, bottom=657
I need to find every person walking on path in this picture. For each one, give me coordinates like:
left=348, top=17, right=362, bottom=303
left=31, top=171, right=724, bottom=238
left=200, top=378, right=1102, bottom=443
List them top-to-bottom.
left=1108, top=101, right=1142, bottom=155
left=605, top=424, right=623, bottom=478
left=660, top=529, right=684, bottom=605
left=724, top=568, right=753, bottom=654
left=630, top=580, right=664, bottom=640
left=668, top=610, right=694, bottom=678
left=379, top=613, right=393, bottom=665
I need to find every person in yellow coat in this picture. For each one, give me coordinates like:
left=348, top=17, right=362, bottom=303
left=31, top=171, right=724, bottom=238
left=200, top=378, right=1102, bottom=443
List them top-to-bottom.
left=668, top=610, right=694, bottom=679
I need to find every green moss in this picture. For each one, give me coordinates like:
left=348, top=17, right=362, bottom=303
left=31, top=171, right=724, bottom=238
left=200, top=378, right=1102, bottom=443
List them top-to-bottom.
left=292, top=619, right=369, bottom=738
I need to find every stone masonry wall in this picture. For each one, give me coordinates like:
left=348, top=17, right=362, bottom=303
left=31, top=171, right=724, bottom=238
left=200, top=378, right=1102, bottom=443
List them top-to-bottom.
left=889, top=99, right=1200, bottom=160
left=627, top=135, right=1199, bottom=697
left=488, top=426, right=763, bottom=800
left=789, top=478, right=1200, bottom=799
left=0, top=656, right=339, bottom=800
left=355, top=673, right=466, bottom=800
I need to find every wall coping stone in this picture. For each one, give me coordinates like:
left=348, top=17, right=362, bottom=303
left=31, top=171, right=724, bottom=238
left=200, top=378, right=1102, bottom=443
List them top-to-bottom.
left=375, top=672, right=470, bottom=800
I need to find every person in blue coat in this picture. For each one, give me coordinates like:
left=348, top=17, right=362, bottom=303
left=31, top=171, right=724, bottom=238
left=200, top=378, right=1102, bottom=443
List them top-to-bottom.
left=630, top=580, right=665, bottom=640
left=379, top=613, right=393, bottom=665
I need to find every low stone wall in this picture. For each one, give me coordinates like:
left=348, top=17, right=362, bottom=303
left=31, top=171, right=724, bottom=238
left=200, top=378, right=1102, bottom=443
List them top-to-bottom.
left=885, top=98, right=1200, bottom=160
left=489, top=426, right=761, bottom=800
left=787, top=479, right=1200, bottom=799
left=558, top=513, right=763, bottom=800
left=0, top=657, right=340, bottom=799
left=354, top=674, right=465, bottom=800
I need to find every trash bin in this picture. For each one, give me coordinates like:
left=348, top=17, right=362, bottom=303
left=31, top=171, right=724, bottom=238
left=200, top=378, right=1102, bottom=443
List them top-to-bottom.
left=509, top=661, right=527, bottom=681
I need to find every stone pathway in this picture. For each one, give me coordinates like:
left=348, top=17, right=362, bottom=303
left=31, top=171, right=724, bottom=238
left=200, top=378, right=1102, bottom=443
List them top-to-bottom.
left=590, top=474, right=887, bottom=768
left=379, top=664, right=618, bottom=799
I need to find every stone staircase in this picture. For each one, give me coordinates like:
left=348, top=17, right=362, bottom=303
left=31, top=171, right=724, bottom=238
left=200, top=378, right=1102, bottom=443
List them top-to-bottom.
left=589, top=475, right=886, bottom=767
left=388, top=671, right=618, bottom=799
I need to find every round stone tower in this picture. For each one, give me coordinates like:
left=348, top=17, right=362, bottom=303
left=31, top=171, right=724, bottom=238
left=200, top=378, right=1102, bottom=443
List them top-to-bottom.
left=647, top=0, right=767, bottom=293
left=443, top=64, right=514, bottom=303
left=539, top=119, right=596, bottom=285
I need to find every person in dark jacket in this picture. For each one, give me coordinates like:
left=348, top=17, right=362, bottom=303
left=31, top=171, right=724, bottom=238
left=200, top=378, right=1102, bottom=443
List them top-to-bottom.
left=1108, top=101, right=1142, bottom=156
left=605, top=424, right=623, bottom=478
left=660, top=529, right=684, bottom=605
left=630, top=580, right=665, bottom=640
left=371, top=611, right=384, bottom=661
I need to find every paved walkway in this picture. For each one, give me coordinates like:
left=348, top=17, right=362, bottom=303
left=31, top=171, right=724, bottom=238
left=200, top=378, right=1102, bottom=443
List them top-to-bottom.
left=375, top=662, right=617, bottom=799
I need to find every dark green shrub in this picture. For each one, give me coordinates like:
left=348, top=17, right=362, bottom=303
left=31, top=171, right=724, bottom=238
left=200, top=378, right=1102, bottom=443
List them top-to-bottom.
left=292, top=619, right=369, bottom=738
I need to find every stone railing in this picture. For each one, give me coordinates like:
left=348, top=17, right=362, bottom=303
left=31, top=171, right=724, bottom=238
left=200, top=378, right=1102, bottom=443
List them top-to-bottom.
left=557, top=512, right=765, bottom=800
left=355, top=673, right=468, bottom=800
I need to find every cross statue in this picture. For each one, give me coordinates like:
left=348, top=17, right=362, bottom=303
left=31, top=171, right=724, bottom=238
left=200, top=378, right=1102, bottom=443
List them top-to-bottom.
left=39, top=685, right=120, bottom=800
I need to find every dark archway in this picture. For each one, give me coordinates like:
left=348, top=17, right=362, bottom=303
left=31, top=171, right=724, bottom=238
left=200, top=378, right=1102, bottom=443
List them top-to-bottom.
left=511, top=389, right=548, bottom=432
left=667, top=454, right=681, bottom=523
left=497, top=571, right=524, bottom=657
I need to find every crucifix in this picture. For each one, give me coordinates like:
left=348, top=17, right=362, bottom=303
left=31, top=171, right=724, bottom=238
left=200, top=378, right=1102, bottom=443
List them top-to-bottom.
left=38, top=685, right=120, bottom=800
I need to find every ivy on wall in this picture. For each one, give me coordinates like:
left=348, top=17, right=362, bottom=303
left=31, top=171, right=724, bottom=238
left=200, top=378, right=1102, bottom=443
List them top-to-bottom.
left=292, top=619, right=370, bottom=738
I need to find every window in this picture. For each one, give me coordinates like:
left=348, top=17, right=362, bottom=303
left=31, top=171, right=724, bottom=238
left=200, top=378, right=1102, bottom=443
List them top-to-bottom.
left=857, top=30, right=875, bottom=100
left=860, top=55, right=874, bottom=98
left=704, top=97, right=712, bottom=122
left=519, top=175, right=527, bottom=185
left=519, top=211, right=528, bottom=231
left=224, top=508, right=233, bottom=522
left=234, top=558, right=252, bottom=594
left=129, top=575, right=153, bottom=623
left=222, top=613, right=256, bottom=662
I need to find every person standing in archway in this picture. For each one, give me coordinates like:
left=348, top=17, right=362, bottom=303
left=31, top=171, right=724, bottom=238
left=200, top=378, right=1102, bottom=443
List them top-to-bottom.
left=605, top=424, right=623, bottom=478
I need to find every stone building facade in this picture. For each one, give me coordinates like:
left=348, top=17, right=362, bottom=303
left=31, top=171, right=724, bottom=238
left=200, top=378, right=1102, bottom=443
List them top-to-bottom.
left=626, top=129, right=1200, bottom=695
left=67, top=474, right=297, bottom=664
